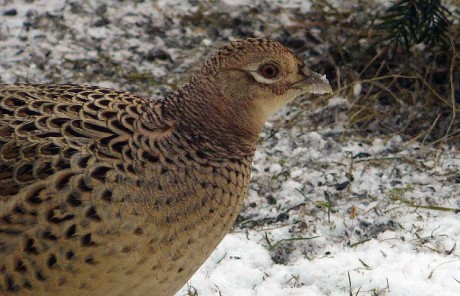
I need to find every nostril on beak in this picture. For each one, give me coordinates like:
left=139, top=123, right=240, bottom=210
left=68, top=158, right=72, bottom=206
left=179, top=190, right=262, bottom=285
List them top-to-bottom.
left=301, top=66, right=312, bottom=77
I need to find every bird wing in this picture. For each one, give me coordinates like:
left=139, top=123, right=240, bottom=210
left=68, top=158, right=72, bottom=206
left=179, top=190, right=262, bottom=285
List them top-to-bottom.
left=0, top=83, right=163, bottom=199
left=0, top=83, right=244, bottom=295
left=0, top=84, right=176, bottom=292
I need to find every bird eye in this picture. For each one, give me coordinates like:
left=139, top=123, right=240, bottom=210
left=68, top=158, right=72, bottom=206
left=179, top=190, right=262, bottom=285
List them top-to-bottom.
left=259, top=63, right=280, bottom=79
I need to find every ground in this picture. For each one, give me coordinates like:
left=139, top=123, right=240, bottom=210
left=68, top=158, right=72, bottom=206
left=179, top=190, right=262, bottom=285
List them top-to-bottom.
left=1, top=0, right=459, bottom=295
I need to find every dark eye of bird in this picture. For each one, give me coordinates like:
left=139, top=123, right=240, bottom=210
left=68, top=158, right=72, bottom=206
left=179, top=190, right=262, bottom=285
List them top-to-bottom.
left=259, top=63, right=280, bottom=79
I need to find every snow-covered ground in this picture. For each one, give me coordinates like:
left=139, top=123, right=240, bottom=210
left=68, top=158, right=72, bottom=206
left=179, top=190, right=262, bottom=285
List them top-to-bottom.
left=1, top=0, right=459, bottom=295
left=184, top=122, right=460, bottom=296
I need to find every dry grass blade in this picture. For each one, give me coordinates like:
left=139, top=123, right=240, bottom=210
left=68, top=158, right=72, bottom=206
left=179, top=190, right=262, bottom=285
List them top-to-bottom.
left=303, top=0, right=460, bottom=145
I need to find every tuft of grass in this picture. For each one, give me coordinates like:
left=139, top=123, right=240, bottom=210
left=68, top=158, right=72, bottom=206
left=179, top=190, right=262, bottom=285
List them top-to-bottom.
left=387, top=184, right=460, bottom=212
left=263, top=232, right=320, bottom=251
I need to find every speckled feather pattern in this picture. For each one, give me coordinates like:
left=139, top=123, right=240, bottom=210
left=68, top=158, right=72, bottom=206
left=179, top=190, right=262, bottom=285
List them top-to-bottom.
left=0, top=38, right=324, bottom=295
left=200, top=39, right=295, bottom=76
left=0, top=82, right=252, bottom=295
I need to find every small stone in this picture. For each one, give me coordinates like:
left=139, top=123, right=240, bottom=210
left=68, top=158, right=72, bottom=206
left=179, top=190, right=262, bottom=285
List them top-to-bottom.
left=3, top=8, right=18, bottom=16
left=93, top=18, right=110, bottom=27
left=146, top=48, right=171, bottom=62
left=353, top=152, right=371, bottom=159
left=335, top=181, right=350, bottom=191
left=265, top=194, right=276, bottom=205
left=276, top=212, right=289, bottom=222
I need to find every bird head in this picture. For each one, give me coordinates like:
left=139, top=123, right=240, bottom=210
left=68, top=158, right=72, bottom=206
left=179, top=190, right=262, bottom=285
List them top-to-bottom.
left=197, top=38, right=333, bottom=127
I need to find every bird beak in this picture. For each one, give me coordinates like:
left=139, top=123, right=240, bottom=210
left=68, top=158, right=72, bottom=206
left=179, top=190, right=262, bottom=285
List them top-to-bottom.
left=291, top=66, right=333, bottom=95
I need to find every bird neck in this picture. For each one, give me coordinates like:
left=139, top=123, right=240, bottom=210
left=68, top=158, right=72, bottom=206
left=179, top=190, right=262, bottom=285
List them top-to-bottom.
left=160, top=79, right=261, bottom=159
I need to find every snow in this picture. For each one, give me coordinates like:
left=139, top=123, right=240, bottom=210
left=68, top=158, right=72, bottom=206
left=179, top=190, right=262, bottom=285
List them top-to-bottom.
left=1, top=0, right=459, bottom=295
left=352, top=83, right=362, bottom=97
left=185, top=230, right=460, bottom=296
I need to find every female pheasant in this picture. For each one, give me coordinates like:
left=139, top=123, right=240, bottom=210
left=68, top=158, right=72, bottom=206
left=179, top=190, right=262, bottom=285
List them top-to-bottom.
left=0, top=38, right=332, bottom=295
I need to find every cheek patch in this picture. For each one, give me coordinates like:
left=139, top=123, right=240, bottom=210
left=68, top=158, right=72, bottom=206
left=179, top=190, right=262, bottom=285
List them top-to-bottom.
left=270, top=84, right=289, bottom=95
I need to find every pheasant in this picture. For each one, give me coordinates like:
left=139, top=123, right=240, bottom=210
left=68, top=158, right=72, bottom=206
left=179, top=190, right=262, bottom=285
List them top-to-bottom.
left=0, top=38, right=332, bottom=296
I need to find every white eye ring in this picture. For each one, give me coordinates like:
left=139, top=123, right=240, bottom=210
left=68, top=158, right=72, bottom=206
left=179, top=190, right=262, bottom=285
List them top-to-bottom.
left=250, top=63, right=282, bottom=84
left=250, top=72, right=279, bottom=84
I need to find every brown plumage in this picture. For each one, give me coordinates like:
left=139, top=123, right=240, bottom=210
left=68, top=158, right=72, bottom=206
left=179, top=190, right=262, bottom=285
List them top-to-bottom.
left=0, top=38, right=332, bottom=296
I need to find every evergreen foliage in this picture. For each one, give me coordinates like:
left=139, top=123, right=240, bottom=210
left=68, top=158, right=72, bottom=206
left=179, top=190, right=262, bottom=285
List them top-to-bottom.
left=376, top=0, right=452, bottom=50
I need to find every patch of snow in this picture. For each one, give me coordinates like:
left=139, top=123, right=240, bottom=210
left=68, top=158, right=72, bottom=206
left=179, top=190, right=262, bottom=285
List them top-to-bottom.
left=353, top=83, right=362, bottom=97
